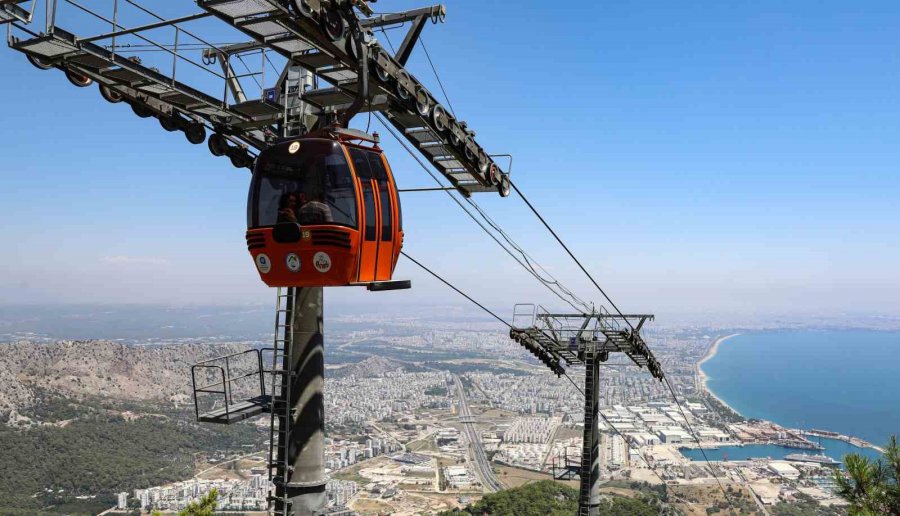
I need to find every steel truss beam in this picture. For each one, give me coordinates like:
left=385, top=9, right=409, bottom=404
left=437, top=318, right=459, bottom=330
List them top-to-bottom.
left=5, top=0, right=509, bottom=195
left=509, top=304, right=663, bottom=515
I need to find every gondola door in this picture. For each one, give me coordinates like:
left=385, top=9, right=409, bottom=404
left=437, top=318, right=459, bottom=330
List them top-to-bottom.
left=348, top=146, right=387, bottom=283
left=373, top=154, right=397, bottom=281
left=357, top=175, right=379, bottom=282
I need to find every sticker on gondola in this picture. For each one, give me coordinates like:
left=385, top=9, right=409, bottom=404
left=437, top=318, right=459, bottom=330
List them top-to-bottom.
left=288, top=141, right=301, bottom=154
left=313, top=252, right=332, bottom=273
left=255, top=253, right=271, bottom=274
left=285, top=253, right=301, bottom=272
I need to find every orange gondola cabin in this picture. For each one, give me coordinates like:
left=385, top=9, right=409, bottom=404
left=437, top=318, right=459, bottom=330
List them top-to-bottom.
left=246, top=129, right=408, bottom=291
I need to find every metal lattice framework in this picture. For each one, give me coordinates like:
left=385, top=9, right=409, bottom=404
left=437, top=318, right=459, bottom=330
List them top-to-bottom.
left=4, top=0, right=510, bottom=195
left=509, top=303, right=664, bottom=379
left=509, top=304, right=663, bottom=516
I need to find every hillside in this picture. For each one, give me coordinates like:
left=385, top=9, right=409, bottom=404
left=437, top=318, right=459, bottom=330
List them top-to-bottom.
left=0, top=340, right=244, bottom=425
left=0, top=340, right=264, bottom=514
left=328, top=354, right=407, bottom=379
left=439, top=480, right=673, bottom=516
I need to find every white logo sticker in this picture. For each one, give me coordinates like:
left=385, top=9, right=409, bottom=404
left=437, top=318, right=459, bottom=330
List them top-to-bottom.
left=288, top=141, right=301, bottom=154
left=313, top=251, right=332, bottom=273
left=255, top=253, right=271, bottom=274
left=285, top=253, right=301, bottom=273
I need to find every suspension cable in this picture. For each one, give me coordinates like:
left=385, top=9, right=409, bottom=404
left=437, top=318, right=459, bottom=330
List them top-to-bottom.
left=394, top=35, right=732, bottom=511
left=372, top=36, right=594, bottom=315
left=419, top=37, right=457, bottom=118
left=235, top=53, right=261, bottom=90
left=377, top=114, right=590, bottom=314
left=509, top=180, right=635, bottom=331
left=511, top=180, right=738, bottom=508
left=401, top=251, right=509, bottom=328
left=402, top=255, right=682, bottom=505
left=663, top=376, right=737, bottom=507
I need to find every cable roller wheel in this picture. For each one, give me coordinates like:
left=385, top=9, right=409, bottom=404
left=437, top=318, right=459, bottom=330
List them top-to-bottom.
left=290, top=0, right=319, bottom=17
left=320, top=8, right=344, bottom=41
left=344, top=34, right=358, bottom=61
left=372, top=48, right=391, bottom=83
left=26, top=54, right=54, bottom=70
left=65, top=69, right=92, bottom=87
left=395, top=70, right=413, bottom=101
left=99, top=84, right=123, bottom=103
left=415, top=87, right=432, bottom=117
left=130, top=102, right=154, bottom=118
left=432, top=104, right=450, bottom=133
left=159, top=114, right=180, bottom=132
left=184, top=123, right=206, bottom=145
left=449, top=124, right=463, bottom=147
left=208, top=133, right=228, bottom=157
left=464, top=136, right=476, bottom=161
left=477, top=150, right=490, bottom=175
left=486, top=163, right=501, bottom=186
left=498, top=174, right=511, bottom=197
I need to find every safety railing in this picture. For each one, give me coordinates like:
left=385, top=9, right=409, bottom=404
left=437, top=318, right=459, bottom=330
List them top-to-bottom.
left=12, top=0, right=274, bottom=110
left=1, top=1, right=34, bottom=25
left=511, top=303, right=536, bottom=329
left=191, top=348, right=265, bottom=422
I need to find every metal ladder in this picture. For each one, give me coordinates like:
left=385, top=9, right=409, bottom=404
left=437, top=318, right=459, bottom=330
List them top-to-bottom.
left=267, top=287, right=294, bottom=516
left=579, top=353, right=597, bottom=516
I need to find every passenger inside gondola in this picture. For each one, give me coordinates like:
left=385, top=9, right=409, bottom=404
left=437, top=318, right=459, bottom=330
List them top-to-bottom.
left=251, top=139, right=358, bottom=229
left=277, top=193, right=299, bottom=223
left=298, top=193, right=333, bottom=224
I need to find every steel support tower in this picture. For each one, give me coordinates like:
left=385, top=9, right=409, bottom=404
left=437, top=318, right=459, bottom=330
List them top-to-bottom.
left=269, top=287, right=326, bottom=513
left=510, top=305, right=664, bottom=516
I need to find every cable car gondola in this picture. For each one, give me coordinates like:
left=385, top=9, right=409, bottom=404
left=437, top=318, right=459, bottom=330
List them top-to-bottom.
left=246, top=128, right=409, bottom=291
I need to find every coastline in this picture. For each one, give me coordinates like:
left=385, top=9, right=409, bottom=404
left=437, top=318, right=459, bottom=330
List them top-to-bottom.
left=695, top=332, right=885, bottom=455
left=697, top=333, right=741, bottom=415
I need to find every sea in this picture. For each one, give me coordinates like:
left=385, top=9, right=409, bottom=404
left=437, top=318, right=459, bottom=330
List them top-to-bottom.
left=686, top=329, right=900, bottom=464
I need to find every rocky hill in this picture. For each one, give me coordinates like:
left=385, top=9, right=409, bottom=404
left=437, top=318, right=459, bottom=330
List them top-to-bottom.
left=0, top=340, right=246, bottom=423
left=328, top=355, right=407, bottom=379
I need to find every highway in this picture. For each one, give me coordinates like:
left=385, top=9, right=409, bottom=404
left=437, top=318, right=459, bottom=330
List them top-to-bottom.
left=453, top=375, right=504, bottom=492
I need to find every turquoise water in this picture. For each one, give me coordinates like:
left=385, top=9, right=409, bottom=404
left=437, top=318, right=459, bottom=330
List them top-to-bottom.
left=701, top=330, right=900, bottom=448
left=680, top=436, right=883, bottom=464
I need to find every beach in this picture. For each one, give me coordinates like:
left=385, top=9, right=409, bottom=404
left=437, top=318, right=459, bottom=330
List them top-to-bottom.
left=696, top=329, right=898, bottom=449
left=697, top=333, right=740, bottom=414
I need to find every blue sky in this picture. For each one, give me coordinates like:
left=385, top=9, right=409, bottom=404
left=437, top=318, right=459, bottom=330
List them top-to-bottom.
left=0, top=1, right=898, bottom=318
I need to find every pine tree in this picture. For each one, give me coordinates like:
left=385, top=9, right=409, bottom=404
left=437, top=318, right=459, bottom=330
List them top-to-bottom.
left=834, top=436, right=900, bottom=515
left=177, top=488, right=218, bottom=516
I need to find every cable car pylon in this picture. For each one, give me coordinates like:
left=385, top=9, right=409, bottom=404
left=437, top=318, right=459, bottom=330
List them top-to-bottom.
left=509, top=305, right=663, bottom=516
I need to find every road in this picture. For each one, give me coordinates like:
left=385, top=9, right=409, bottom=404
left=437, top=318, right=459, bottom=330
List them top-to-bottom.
left=453, top=375, right=504, bottom=492
left=734, top=468, right=771, bottom=516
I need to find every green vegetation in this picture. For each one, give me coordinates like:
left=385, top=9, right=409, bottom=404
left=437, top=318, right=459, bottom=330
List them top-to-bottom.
left=425, top=362, right=533, bottom=376
left=425, top=386, right=449, bottom=396
left=700, top=392, right=745, bottom=425
left=0, top=407, right=262, bottom=514
left=833, top=435, right=900, bottom=515
left=439, top=480, right=670, bottom=515
left=603, top=480, right=669, bottom=501
left=177, top=488, right=218, bottom=516
left=770, top=492, right=844, bottom=516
